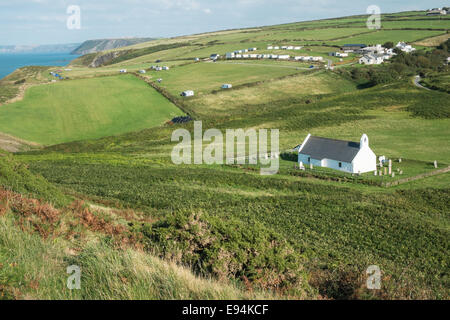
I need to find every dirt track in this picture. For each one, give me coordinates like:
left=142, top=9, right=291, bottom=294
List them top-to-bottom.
left=0, top=132, right=40, bottom=153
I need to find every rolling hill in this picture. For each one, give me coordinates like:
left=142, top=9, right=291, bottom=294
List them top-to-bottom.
left=71, top=38, right=157, bottom=55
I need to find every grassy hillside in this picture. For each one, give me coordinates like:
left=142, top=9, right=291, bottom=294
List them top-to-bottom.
left=1, top=10, right=449, bottom=300
left=0, top=75, right=183, bottom=145
left=0, top=189, right=276, bottom=300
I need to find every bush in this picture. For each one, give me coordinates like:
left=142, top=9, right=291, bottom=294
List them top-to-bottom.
left=141, top=211, right=311, bottom=294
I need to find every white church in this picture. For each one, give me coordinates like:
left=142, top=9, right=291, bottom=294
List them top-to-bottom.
left=298, top=134, right=377, bottom=174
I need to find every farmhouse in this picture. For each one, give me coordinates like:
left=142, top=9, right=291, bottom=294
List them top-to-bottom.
left=426, top=8, right=447, bottom=15
left=396, top=42, right=416, bottom=53
left=359, top=54, right=384, bottom=65
left=298, top=134, right=377, bottom=174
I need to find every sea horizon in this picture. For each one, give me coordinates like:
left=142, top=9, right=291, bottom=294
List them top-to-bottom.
left=0, top=52, right=80, bottom=80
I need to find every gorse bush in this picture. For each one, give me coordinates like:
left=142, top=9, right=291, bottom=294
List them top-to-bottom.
left=0, top=155, right=68, bottom=207
left=140, top=211, right=311, bottom=295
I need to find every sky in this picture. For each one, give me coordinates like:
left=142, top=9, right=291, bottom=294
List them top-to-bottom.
left=0, top=0, right=446, bottom=45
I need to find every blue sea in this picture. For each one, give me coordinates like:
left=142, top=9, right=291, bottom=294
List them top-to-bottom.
left=0, top=53, right=80, bottom=80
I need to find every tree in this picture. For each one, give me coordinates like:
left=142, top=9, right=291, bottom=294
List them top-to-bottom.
left=383, top=41, right=394, bottom=49
left=416, top=56, right=431, bottom=69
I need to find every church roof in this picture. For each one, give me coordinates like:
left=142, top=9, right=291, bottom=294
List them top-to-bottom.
left=299, top=135, right=361, bottom=163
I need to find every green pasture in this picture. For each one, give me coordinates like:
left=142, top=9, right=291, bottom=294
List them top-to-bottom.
left=0, top=75, right=183, bottom=145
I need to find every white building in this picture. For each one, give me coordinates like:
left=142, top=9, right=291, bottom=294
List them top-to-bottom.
left=427, top=8, right=447, bottom=15
left=396, top=42, right=416, bottom=53
left=329, top=52, right=348, bottom=57
left=359, top=54, right=383, bottom=65
left=181, top=90, right=194, bottom=97
left=298, top=134, right=377, bottom=174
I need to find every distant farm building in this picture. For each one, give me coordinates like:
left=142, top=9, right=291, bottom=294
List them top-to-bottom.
left=426, top=8, right=447, bottom=15
left=395, top=42, right=416, bottom=53
left=359, top=54, right=384, bottom=65
left=181, top=90, right=194, bottom=97
left=298, top=134, right=377, bottom=174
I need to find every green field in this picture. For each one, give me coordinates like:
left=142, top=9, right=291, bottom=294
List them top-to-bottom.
left=151, top=61, right=304, bottom=96
left=0, top=75, right=183, bottom=145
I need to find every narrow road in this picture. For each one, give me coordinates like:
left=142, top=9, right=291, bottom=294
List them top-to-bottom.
left=413, top=75, right=431, bottom=91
